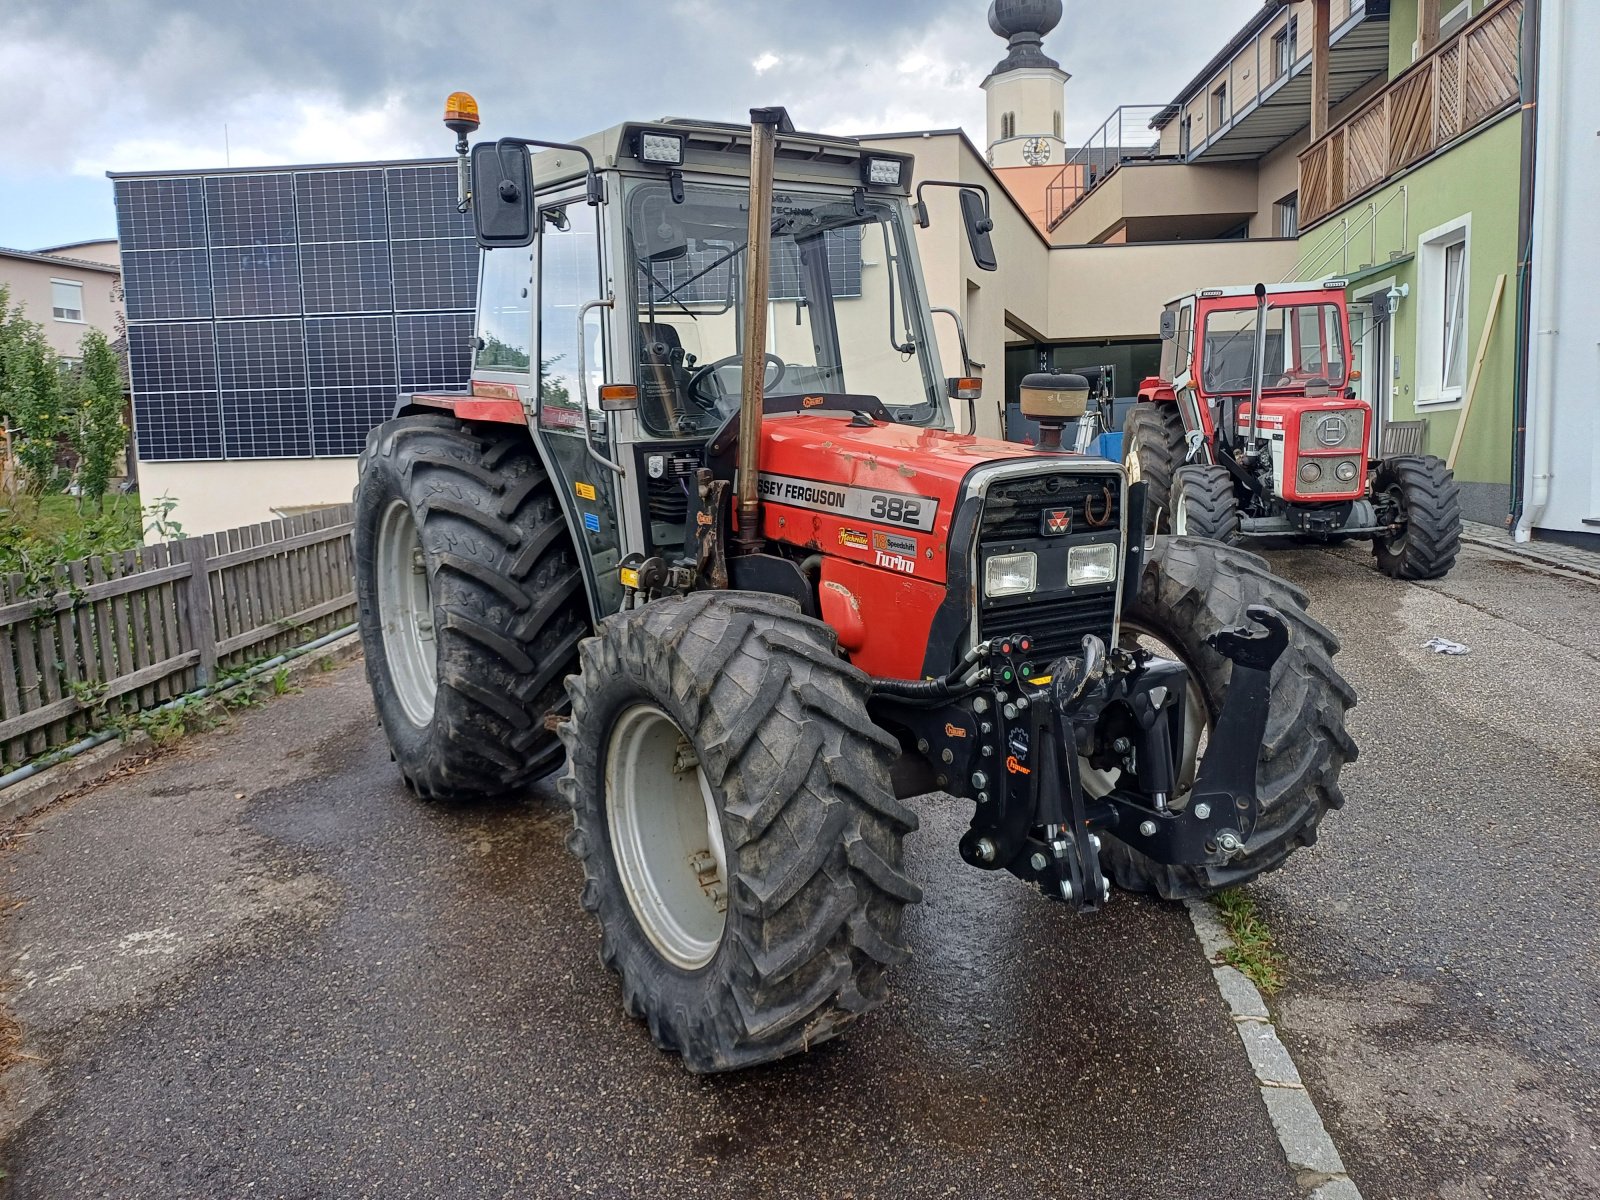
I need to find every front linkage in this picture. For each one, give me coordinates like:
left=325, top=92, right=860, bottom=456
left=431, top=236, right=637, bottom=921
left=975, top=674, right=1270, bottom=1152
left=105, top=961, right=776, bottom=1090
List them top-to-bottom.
left=876, top=606, right=1289, bottom=914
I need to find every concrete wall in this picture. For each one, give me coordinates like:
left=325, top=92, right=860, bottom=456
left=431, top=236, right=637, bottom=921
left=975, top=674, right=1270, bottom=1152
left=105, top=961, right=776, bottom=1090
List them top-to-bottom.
left=1053, top=160, right=1260, bottom=245
left=0, top=254, right=121, bottom=359
left=137, top=459, right=359, bottom=537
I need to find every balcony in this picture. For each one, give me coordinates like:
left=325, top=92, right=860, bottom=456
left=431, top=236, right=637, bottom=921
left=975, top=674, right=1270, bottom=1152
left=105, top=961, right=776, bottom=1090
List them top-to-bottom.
left=1298, top=0, right=1523, bottom=228
left=1043, top=106, right=1172, bottom=231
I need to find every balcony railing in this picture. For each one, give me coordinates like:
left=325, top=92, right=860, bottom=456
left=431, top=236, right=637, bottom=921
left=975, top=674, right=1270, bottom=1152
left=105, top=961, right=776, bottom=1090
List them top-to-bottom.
left=1298, top=0, right=1523, bottom=228
left=1043, top=106, right=1172, bottom=231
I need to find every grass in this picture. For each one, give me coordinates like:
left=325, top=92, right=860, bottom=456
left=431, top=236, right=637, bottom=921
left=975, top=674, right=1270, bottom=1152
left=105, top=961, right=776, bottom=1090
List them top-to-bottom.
left=2, top=492, right=143, bottom=544
left=1213, top=888, right=1287, bottom=995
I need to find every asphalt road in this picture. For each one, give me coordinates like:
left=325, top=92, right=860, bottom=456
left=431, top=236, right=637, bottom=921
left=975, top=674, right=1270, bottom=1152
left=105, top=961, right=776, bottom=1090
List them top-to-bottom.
left=0, top=538, right=1596, bottom=1198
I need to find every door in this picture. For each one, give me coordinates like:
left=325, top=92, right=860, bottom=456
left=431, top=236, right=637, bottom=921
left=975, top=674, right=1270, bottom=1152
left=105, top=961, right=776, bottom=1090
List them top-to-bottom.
left=1352, top=290, right=1392, bottom=457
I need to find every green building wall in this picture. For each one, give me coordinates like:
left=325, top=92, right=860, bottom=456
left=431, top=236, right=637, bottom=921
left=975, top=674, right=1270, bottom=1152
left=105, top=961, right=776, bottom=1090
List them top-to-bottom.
left=1295, top=110, right=1522, bottom=524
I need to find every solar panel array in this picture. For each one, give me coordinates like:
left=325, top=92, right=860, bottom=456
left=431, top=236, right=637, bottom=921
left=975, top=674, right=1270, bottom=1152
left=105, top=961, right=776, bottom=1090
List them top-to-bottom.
left=115, top=163, right=478, bottom=461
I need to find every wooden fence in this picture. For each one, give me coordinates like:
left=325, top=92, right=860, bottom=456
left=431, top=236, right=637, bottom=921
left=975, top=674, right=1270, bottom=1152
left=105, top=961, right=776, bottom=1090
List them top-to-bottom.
left=1298, top=0, right=1522, bottom=227
left=0, top=505, right=356, bottom=770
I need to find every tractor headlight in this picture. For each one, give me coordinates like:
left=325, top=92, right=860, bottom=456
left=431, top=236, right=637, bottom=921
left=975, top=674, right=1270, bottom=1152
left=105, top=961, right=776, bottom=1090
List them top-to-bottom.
left=637, top=131, right=685, bottom=165
left=1335, top=459, right=1359, bottom=483
left=1299, top=460, right=1324, bottom=483
left=1067, top=543, right=1119, bottom=587
left=984, top=552, right=1037, bottom=598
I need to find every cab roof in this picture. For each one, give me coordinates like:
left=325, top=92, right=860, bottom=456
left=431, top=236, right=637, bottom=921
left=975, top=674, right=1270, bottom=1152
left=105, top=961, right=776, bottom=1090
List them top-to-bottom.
left=1164, top=280, right=1350, bottom=306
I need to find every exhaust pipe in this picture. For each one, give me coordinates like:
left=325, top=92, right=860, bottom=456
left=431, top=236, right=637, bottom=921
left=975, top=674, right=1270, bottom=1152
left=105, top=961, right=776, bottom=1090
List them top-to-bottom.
left=735, top=107, right=786, bottom=554
left=1248, top=282, right=1269, bottom=456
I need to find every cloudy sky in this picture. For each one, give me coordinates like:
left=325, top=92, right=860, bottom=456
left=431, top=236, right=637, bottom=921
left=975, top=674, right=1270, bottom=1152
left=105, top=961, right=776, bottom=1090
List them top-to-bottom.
left=0, top=0, right=1258, bottom=250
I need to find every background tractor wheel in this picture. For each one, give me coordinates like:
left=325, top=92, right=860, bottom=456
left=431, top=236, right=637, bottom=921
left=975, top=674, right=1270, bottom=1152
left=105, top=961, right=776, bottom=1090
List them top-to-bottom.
left=1123, top=404, right=1186, bottom=531
left=355, top=415, right=588, bottom=801
left=1373, top=455, right=1462, bottom=580
left=1171, top=463, right=1242, bottom=544
left=1098, top=537, right=1358, bottom=899
left=562, top=592, right=920, bottom=1073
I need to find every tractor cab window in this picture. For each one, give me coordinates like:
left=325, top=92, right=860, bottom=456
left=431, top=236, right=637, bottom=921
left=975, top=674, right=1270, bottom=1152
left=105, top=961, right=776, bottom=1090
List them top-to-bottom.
left=625, top=179, right=945, bottom=438
left=476, top=247, right=533, bottom=372
left=1200, top=302, right=1347, bottom=394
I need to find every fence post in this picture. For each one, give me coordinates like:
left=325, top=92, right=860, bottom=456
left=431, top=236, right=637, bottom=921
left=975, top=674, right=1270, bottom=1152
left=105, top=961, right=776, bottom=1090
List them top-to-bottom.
left=181, top=538, right=218, bottom=686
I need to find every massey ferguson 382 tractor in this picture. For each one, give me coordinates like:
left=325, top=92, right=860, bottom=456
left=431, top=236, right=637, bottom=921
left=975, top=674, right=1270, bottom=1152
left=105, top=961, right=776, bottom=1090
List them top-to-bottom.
left=354, top=96, right=1358, bottom=1072
left=1124, top=283, right=1462, bottom=580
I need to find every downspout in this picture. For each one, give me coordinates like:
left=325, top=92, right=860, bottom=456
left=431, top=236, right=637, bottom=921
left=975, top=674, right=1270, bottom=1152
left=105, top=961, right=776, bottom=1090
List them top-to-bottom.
left=1507, top=0, right=1541, bottom=532
left=1515, top=0, right=1560, bottom=542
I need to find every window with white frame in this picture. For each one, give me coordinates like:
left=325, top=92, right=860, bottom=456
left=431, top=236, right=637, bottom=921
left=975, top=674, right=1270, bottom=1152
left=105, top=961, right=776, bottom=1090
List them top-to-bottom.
left=1273, top=17, right=1299, bottom=80
left=1212, top=82, right=1229, bottom=128
left=1276, top=192, right=1300, bottom=238
left=1416, top=216, right=1471, bottom=406
left=1441, top=240, right=1468, bottom=391
left=51, top=279, right=84, bottom=322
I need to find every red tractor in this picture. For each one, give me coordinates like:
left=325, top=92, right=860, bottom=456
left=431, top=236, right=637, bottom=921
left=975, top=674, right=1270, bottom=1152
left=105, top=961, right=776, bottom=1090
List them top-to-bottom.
left=353, top=98, right=1358, bottom=1072
left=1123, top=283, right=1462, bottom=579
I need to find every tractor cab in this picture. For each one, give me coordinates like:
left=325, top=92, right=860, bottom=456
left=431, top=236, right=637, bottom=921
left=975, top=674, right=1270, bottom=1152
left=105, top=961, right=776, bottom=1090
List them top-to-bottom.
left=1125, top=281, right=1462, bottom=579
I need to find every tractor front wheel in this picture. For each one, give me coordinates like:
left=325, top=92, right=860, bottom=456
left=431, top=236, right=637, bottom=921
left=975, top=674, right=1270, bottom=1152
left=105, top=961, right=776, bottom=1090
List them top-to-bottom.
left=1123, top=404, right=1186, bottom=532
left=354, top=415, right=589, bottom=800
left=1373, top=455, right=1462, bottom=580
left=1171, top=464, right=1242, bottom=544
left=1098, top=537, right=1358, bottom=899
left=562, top=592, right=921, bottom=1072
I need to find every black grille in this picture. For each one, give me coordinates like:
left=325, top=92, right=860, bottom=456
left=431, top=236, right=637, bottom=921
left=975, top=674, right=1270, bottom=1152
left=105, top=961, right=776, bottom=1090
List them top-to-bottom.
left=978, top=469, right=1121, bottom=665
left=980, top=473, right=1121, bottom=543
left=981, top=593, right=1116, bottom=665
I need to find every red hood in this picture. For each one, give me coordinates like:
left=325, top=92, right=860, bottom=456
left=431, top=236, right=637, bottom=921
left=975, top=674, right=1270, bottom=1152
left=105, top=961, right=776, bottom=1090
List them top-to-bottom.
left=756, top=413, right=1103, bottom=582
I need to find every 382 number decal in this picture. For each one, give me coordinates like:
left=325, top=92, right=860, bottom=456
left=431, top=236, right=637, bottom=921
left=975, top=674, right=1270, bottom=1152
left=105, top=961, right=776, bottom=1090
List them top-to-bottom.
left=869, top=494, right=924, bottom=528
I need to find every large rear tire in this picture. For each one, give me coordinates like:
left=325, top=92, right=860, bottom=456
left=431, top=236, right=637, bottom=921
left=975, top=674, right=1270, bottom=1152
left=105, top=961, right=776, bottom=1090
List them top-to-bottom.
left=1123, top=403, right=1186, bottom=532
left=355, top=415, right=589, bottom=800
left=1373, top=454, right=1462, bottom=580
left=1171, top=463, right=1242, bottom=545
left=1099, top=537, right=1358, bottom=899
left=562, top=592, right=921, bottom=1073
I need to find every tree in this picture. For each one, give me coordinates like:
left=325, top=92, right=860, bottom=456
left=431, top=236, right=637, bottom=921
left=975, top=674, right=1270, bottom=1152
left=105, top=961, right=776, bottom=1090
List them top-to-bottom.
left=72, top=329, right=127, bottom=510
left=8, top=335, right=67, bottom=497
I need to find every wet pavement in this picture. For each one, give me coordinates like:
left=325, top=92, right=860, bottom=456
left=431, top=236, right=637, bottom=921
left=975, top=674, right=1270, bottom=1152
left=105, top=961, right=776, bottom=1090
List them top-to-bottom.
left=1, top=538, right=1597, bottom=1198
left=0, top=668, right=1294, bottom=1199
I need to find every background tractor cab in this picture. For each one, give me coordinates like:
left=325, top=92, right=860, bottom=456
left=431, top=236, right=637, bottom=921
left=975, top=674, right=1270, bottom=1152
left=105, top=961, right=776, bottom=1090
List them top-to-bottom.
left=1125, top=281, right=1462, bottom=581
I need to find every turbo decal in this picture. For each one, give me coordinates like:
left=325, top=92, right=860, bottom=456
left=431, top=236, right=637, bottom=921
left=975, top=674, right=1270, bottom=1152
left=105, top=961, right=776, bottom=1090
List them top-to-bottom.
left=757, top=473, right=938, bottom=532
left=873, top=550, right=916, bottom=575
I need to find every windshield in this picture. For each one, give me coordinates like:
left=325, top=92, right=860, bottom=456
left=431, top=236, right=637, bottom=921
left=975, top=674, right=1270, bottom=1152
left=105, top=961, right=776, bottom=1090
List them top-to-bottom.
left=626, top=180, right=946, bottom=437
left=1201, top=302, right=1347, bottom=393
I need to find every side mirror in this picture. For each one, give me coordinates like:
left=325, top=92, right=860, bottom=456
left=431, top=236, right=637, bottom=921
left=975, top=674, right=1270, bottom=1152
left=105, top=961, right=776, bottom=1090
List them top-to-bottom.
left=470, top=142, right=534, bottom=248
left=960, top=189, right=998, bottom=272
left=1160, top=310, right=1178, bottom=340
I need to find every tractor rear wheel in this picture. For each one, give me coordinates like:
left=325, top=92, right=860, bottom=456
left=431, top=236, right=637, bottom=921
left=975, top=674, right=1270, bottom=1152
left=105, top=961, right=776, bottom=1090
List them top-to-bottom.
left=1123, top=404, right=1186, bottom=531
left=354, top=415, right=589, bottom=800
left=1373, top=455, right=1462, bottom=580
left=1171, top=464, right=1242, bottom=544
left=1098, top=537, right=1358, bottom=899
left=561, top=592, right=921, bottom=1073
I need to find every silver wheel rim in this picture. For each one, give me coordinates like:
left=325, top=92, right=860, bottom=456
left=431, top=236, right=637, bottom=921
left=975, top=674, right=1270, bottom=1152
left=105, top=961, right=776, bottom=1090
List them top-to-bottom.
left=1124, top=437, right=1143, bottom=486
left=1173, top=489, right=1190, bottom=536
left=376, top=500, right=437, bottom=727
left=1081, top=620, right=1209, bottom=805
left=605, top=704, right=728, bottom=970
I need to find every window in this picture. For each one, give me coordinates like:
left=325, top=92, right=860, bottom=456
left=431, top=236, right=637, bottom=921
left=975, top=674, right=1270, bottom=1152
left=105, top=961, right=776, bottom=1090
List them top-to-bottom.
left=1440, top=1, right=1471, bottom=40
left=1273, top=17, right=1299, bottom=80
left=1212, top=82, right=1230, bottom=129
left=1053, top=111, right=1062, bottom=140
left=1002, top=112, right=1016, bottom=140
left=1180, top=115, right=1193, bottom=156
left=1276, top=192, right=1300, bottom=238
left=538, top=201, right=604, bottom=425
left=1416, top=216, right=1471, bottom=405
left=1441, top=240, right=1468, bottom=390
left=475, top=248, right=533, bottom=372
left=51, top=279, right=84, bottom=322
left=1201, top=303, right=1349, bottom=393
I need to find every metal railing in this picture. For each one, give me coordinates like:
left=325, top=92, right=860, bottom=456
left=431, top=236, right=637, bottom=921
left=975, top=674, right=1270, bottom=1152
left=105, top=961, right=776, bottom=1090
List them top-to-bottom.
left=1043, top=106, right=1172, bottom=231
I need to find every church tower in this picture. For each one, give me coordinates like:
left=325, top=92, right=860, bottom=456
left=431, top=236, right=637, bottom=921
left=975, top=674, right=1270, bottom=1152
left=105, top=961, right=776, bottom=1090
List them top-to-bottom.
left=982, top=0, right=1069, bottom=169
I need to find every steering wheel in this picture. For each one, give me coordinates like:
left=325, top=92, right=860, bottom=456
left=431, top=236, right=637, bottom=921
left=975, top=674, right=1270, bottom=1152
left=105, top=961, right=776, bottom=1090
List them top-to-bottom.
left=686, top=353, right=787, bottom=409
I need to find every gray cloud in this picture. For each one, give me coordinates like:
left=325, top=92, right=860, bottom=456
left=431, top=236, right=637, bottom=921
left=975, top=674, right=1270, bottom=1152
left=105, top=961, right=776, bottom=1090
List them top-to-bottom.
left=1, top=1, right=1262, bottom=169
